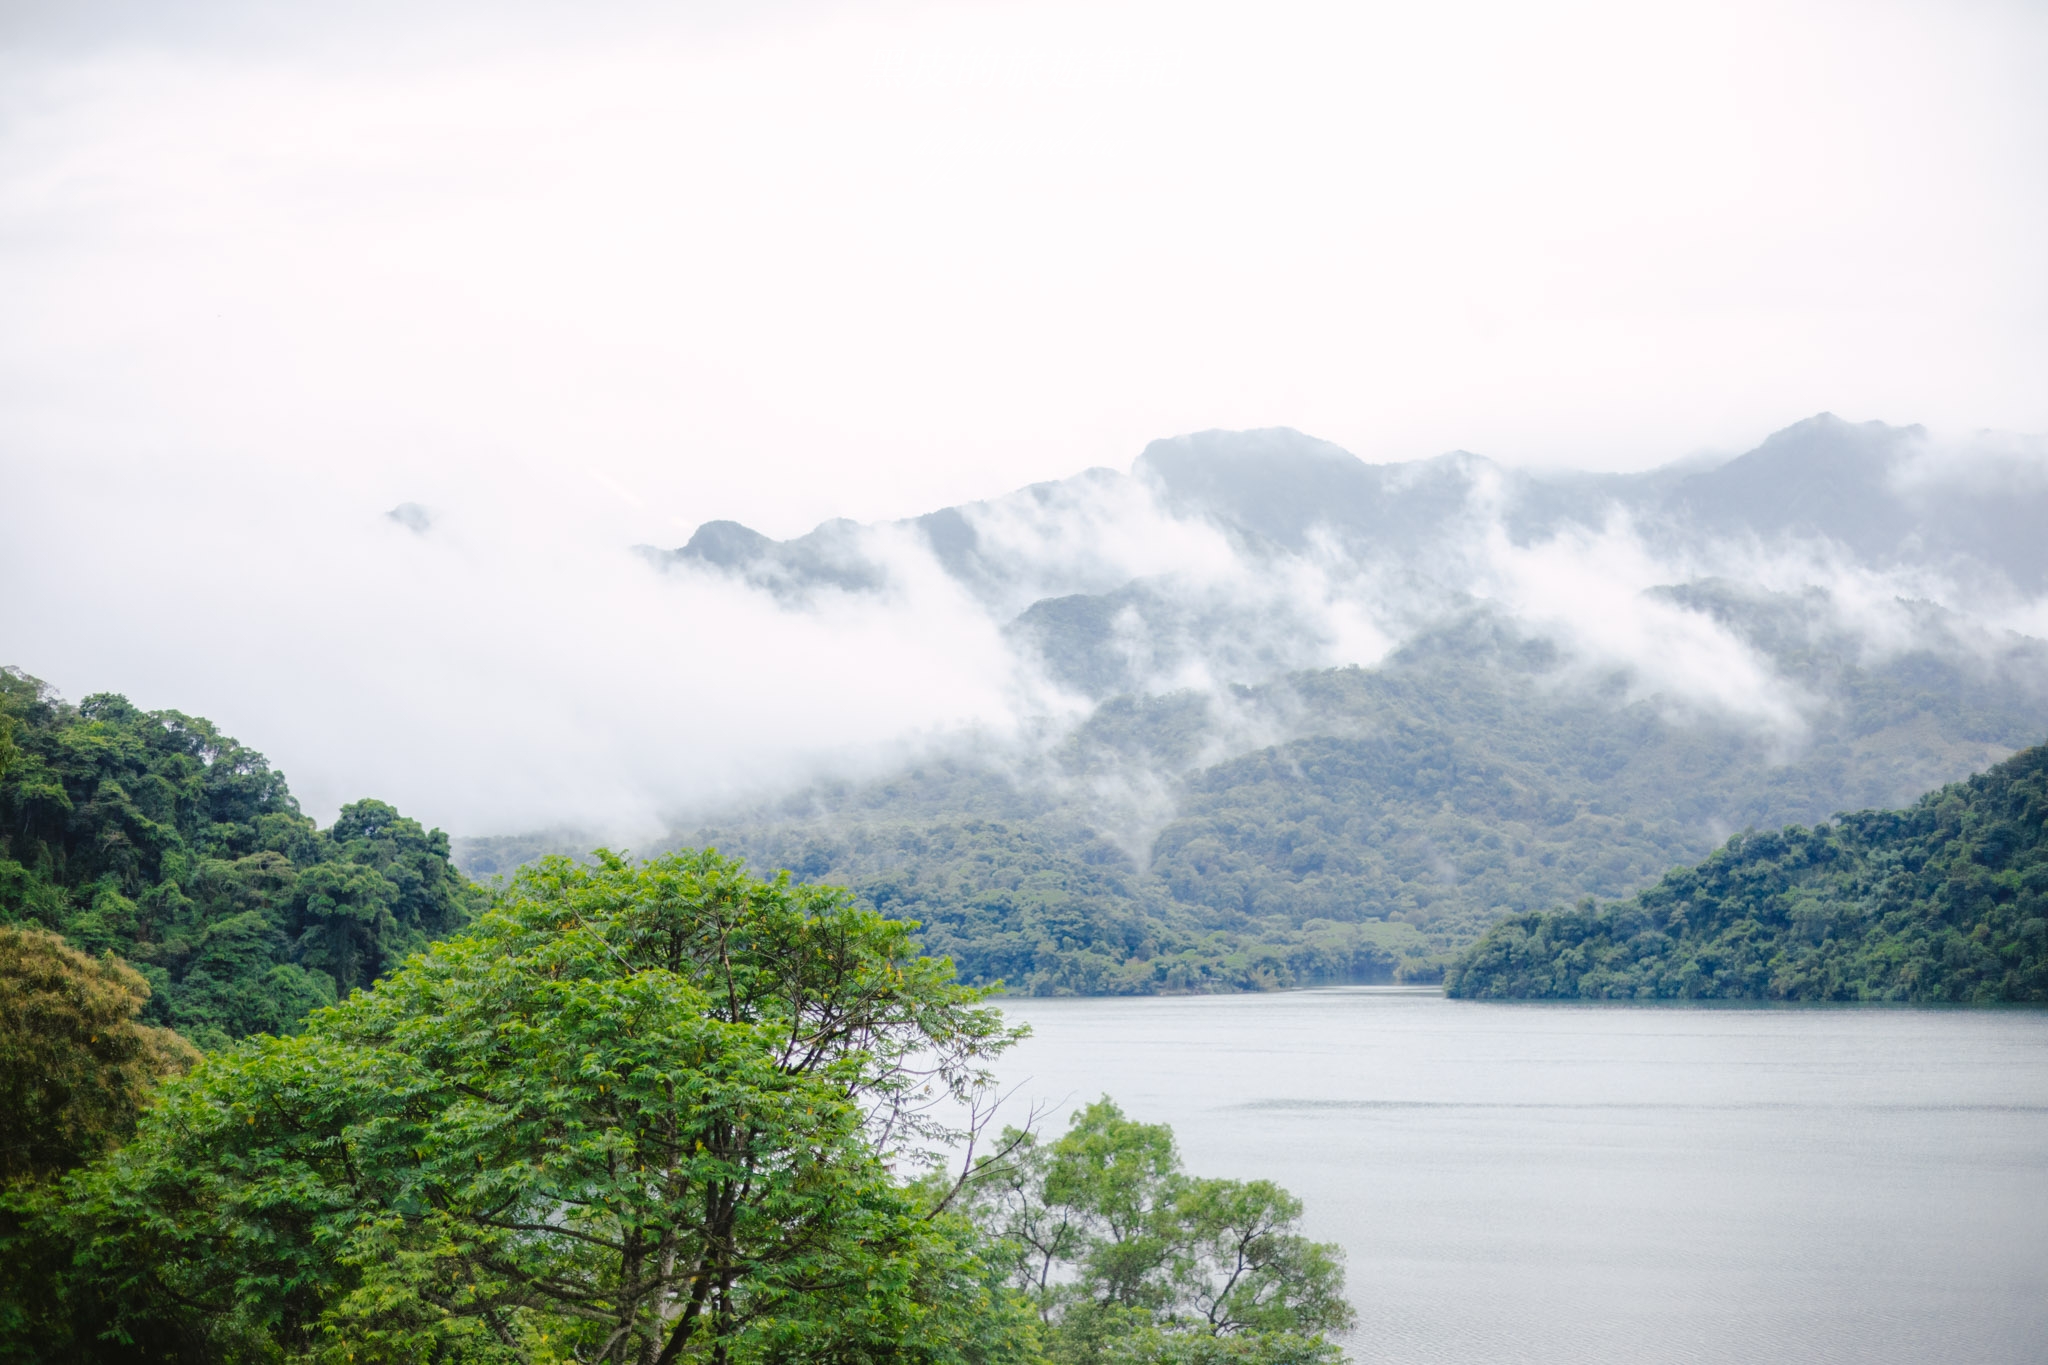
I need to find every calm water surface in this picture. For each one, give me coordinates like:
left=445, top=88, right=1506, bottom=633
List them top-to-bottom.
left=990, top=988, right=2048, bottom=1365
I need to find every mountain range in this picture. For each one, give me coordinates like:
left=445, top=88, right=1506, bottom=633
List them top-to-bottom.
left=462, top=415, right=2048, bottom=992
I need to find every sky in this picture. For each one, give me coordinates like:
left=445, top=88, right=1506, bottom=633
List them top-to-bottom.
left=3, top=0, right=2046, bottom=836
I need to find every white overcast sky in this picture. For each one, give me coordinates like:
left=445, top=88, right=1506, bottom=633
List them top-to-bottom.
left=2, top=0, right=2045, bottom=834
left=5, top=0, right=2045, bottom=532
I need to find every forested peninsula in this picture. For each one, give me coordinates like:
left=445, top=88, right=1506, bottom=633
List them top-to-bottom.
left=1446, top=741, right=2048, bottom=1002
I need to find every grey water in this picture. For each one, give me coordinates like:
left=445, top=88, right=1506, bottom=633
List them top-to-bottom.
left=989, top=988, right=2048, bottom=1365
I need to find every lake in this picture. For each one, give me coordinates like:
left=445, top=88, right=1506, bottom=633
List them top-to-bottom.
left=988, top=988, right=2048, bottom=1365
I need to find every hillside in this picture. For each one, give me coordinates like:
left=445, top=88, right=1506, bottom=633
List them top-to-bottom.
left=456, top=416, right=2048, bottom=996
left=622, top=592, right=2048, bottom=995
left=0, top=668, right=479, bottom=1047
left=1445, top=742, right=2048, bottom=1002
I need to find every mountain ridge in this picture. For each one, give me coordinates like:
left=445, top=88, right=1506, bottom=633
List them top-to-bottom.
left=649, top=413, right=2048, bottom=604
left=501, top=415, right=2048, bottom=995
left=455, top=585, right=2048, bottom=995
left=1445, top=738, right=2048, bottom=1002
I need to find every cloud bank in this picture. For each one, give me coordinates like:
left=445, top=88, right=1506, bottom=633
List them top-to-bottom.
left=5, top=1, right=2048, bottom=837
left=21, top=412, right=2045, bottom=840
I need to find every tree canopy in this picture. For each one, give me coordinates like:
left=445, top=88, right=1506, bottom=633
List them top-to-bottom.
left=0, top=668, right=480, bottom=1048
left=1446, top=740, right=2048, bottom=1001
left=5, top=850, right=1354, bottom=1365
left=24, top=850, right=1034, bottom=1363
left=0, top=926, right=197, bottom=1184
left=0, top=926, right=200, bottom=1358
left=966, top=1099, right=1353, bottom=1365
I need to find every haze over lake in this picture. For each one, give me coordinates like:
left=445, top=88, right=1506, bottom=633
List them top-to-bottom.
left=992, top=990, right=2048, bottom=1364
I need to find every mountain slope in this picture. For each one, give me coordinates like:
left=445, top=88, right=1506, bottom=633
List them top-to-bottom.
left=475, top=415, right=2048, bottom=997
left=655, top=593, right=2048, bottom=994
left=0, top=668, right=481, bottom=1047
left=1445, top=742, right=2048, bottom=1002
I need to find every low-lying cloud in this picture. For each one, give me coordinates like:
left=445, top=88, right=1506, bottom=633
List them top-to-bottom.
left=6, top=0, right=2048, bottom=846
left=21, top=416, right=2041, bottom=843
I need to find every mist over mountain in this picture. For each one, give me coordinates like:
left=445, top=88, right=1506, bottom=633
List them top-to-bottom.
left=641, top=414, right=2048, bottom=703
left=461, top=415, right=2048, bottom=991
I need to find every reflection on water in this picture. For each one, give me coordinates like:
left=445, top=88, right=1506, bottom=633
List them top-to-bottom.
left=991, top=988, right=2048, bottom=1365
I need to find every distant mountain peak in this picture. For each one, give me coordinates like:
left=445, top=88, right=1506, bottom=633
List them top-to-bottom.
left=643, top=414, right=2048, bottom=642
left=1136, top=426, right=1360, bottom=469
left=678, top=519, right=773, bottom=569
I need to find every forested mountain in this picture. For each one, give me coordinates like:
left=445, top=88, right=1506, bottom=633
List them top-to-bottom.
left=462, top=416, right=2048, bottom=995
left=528, top=589, right=2048, bottom=996
left=0, top=668, right=479, bottom=1048
left=1445, top=740, right=2048, bottom=1002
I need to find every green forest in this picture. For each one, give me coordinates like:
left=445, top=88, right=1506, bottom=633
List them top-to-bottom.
left=587, top=591, right=2048, bottom=997
left=7, top=630, right=2043, bottom=1357
left=0, top=668, right=480, bottom=1049
left=1, top=669, right=1352, bottom=1363
left=1445, top=740, right=2048, bottom=1001
left=2, top=851, right=1353, bottom=1364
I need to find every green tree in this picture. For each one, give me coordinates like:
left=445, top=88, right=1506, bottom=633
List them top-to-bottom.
left=0, top=705, right=19, bottom=782
left=290, top=798, right=478, bottom=998
left=47, top=849, right=1036, bottom=1364
left=285, top=858, right=398, bottom=995
left=0, top=925, right=197, bottom=1183
left=0, top=926, right=198, bottom=1362
left=967, top=1099, right=1353, bottom=1365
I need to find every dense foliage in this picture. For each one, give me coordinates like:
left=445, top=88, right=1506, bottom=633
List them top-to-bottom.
left=585, top=593, right=2048, bottom=996
left=0, top=669, right=480, bottom=1048
left=1446, top=741, right=2048, bottom=1001
left=3, top=851, right=1349, bottom=1365
left=0, top=927, right=196, bottom=1184
left=0, top=929, right=199, bottom=1357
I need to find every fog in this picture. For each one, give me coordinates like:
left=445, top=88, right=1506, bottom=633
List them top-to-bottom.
left=3, top=0, right=2046, bottom=837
